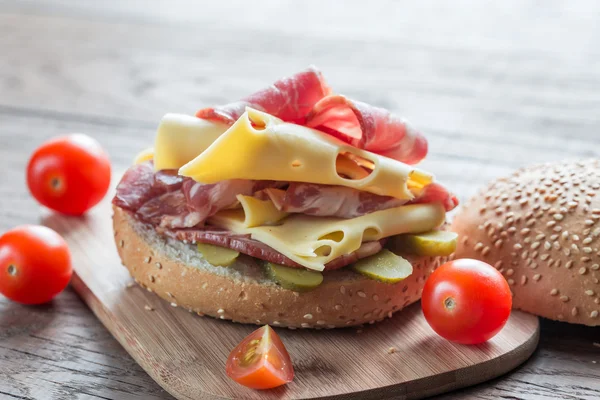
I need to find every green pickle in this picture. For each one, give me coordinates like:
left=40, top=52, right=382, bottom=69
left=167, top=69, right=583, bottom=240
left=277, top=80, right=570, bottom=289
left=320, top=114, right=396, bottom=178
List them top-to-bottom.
left=391, top=230, right=458, bottom=257
left=197, top=243, right=240, bottom=267
left=352, top=249, right=413, bottom=283
left=265, top=262, right=323, bottom=292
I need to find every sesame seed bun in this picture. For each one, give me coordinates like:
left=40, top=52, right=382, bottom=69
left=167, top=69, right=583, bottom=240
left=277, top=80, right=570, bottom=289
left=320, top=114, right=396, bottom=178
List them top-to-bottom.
left=450, top=159, right=600, bottom=326
left=113, top=205, right=447, bottom=328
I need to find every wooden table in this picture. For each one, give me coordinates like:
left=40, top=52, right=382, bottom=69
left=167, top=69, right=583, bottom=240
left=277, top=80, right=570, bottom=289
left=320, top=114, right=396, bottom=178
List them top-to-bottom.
left=0, top=1, right=599, bottom=398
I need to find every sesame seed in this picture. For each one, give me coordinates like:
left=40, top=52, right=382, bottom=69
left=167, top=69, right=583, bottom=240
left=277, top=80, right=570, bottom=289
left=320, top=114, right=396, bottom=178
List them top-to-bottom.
left=553, top=214, right=564, bottom=221
left=527, top=219, right=536, bottom=227
left=586, top=219, right=595, bottom=226
left=554, top=226, right=563, bottom=232
left=521, top=228, right=531, bottom=236
left=584, top=228, right=592, bottom=235
left=535, top=234, right=546, bottom=241
left=583, top=237, right=593, bottom=244
left=524, top=238, right=531, bottom=244
left=495, top=239, right=504, bottom=248
left=119, top=240, right=124, bottom=248
left=474, top=242, right=484, bottom=252
left=531, top=242, right=541, bottom=250
left=514, top=243, right=523, bottom=250
left=482, top=247, right=491, bottom=256
left=583, top=247, right=593, bottom=253
left=564, top=248, right=571, bottom=256
left=540, top=254, right=550, bottom=261
left=144, top=256, right=152, bottom=263
left=566, top=260, right=574, bottom=269
left=494, top=261, right=503, bottom=269
left=155, top=262, right=162, bottom=269
left=592, top=264, right=600, bottom=270
left=579, top=267, right=588, bottom=275
left=506, top=269, right=515, bottom=276
left=533, top=274, right=541, bottom=281
left=149, top=275, right=155, bottom=283
left=521, top=276, right=528, bottom=285
left=508, top=279, right=515, bottom=286
left=340, top=286, right=346, bottom=295
left=550, top=289, right=559, bottom=296
left=585, top=290, right=595, bottom=296
left=166, top=292, right=174, bottom=298
left=560, top=295, right=570, bottom=302
left=316, top=306, right=323, bottom=313
left=352, top=306, right=359, bottom=312
left=572, top=307, right=579, bottom=317
left=217, top=308, right=225, bottom=314
left=591, top=311, right=599, bottom=318
left=303, top=313, right=314, bottom=320
left=316, top=320, right=326, bottom=325
left=301, top=323, right=310, bottom=328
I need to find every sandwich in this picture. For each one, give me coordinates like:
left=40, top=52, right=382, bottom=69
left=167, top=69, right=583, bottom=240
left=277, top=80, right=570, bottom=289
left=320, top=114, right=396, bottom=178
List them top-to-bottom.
left=112, top=67, right=459, bottom=328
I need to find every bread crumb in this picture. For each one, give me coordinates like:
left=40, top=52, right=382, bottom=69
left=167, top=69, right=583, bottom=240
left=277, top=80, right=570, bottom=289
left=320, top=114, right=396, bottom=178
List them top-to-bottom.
left=126, top=282, right=135, bottom=288
left=144, top=305, right=154, bottom=311
left=388, top=347, right=397, bottom=354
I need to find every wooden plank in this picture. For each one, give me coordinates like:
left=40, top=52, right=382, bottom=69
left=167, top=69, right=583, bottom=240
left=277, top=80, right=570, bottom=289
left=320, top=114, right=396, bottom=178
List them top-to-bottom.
left=43, top=200, right=539, bottom=400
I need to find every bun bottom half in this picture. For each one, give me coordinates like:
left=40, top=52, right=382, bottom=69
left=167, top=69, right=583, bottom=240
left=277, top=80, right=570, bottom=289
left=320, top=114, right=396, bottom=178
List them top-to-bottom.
left=113, top=205, right=447, bottom=328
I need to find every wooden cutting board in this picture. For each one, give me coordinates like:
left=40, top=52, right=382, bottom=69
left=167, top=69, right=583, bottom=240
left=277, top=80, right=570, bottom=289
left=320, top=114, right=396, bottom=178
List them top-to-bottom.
left=43, top=200, right=540, bottom=400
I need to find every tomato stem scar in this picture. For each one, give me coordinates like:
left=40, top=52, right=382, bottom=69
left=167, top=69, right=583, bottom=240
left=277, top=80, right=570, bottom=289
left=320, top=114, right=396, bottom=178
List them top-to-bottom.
left=7, top=264, right=17, bottom=276
left=444, top=296, right=456, bottom=310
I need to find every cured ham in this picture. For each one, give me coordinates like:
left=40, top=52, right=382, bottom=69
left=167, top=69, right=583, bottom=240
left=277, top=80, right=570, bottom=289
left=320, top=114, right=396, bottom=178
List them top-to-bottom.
left=196, top=66, right=330, bottom=125
left=305, top=95, right=428, bottom=164
left=114, top=162, right=280, bottom=229
left=256, top=181, right=457, bottom=218
left=409, top=182, right=459, bottom=212
left=257, top=183, right=406, bottom=219
left=164, top=226, right=384, bottom=270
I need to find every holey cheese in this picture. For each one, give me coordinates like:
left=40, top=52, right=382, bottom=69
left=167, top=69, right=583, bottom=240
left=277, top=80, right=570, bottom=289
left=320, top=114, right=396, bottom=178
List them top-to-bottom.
left=179, top=108, right=432, bottom=199
left=153, top=114, right=229, bottom=170
left=209, top=202, right=446, bottom=271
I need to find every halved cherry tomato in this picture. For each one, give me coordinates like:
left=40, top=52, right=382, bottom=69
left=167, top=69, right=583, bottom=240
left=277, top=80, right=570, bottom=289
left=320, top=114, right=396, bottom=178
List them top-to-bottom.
left=27, top=134, right=111, bottom=216
left=0, top=225, right=72, bottom=304
left=421, top=259, right=512, bottom=344
left=226, top=325, right=294, bottom=389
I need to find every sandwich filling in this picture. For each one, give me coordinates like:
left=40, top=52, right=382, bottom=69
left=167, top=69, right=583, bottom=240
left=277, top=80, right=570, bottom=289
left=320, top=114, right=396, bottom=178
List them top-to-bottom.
left=113, top=67, right=458, bottom=276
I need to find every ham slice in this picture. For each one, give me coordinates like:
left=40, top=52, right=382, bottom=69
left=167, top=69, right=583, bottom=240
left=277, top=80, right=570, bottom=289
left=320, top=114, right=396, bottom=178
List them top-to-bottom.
left=196, top=66, right=331, bottom=125
left=305, top=95, right=428, bottom=164
left=114, top=162, right=279, bottom=229
left=256, top=181, right=457, bottom=218
left=257, top=183, right=406, bottom=219
left=408, top=183, right=459, bottom=212
left=164, top=226, right=385, bottom=271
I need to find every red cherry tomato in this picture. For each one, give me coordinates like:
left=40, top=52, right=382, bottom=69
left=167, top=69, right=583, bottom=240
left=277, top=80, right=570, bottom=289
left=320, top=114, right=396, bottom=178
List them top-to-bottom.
left=27, top=134, right=111, bottom=216
left=0, top=225, right=72, bottom=304
left=421, top=259, right=512, bottom=344
left=226, top=325, right=294, bottom=390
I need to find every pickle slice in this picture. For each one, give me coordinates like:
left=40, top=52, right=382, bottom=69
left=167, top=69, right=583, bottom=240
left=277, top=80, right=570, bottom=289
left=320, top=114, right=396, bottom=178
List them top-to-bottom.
left=391, top=230, right=458, bottom=257
left=197, top=243, right=240, bottom=267
left=352, top=249, right=413, bottom=283
left=265, top=262, right=323, bottom=292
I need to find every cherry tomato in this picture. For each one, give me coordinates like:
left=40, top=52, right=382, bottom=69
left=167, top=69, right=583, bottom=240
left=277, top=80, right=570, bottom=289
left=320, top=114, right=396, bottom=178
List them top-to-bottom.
left=27, top=134, right=111, bottom=216
left=0, top=225, right=72, bottom=304
left=421, top=258, right=512, bottom=344
left=226, top=325, right=294, bottom=390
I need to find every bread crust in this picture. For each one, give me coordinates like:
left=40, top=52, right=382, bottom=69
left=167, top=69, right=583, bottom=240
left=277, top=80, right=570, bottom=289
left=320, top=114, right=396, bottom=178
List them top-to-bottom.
left=450, top=159, right=600, bottom=326
left=113, top=205, right=446, bottom=328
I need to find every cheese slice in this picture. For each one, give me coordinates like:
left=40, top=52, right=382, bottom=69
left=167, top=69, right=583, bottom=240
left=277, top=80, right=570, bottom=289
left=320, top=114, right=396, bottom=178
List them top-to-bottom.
left=179, top=108, right=432, bottom=199
left=153, top=113, right=229, bottom=171
left=133, top=147, right=155, bottom=164
left=237, top=195, right=289, bottom=228
left=209, top=202, right=445, bottom=271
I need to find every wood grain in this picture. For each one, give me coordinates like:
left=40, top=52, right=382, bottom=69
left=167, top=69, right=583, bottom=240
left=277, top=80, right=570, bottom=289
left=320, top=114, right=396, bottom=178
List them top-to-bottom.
left=0, top=0, right=599, bottom=399
left=42, top=200, right=538, bottom=399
